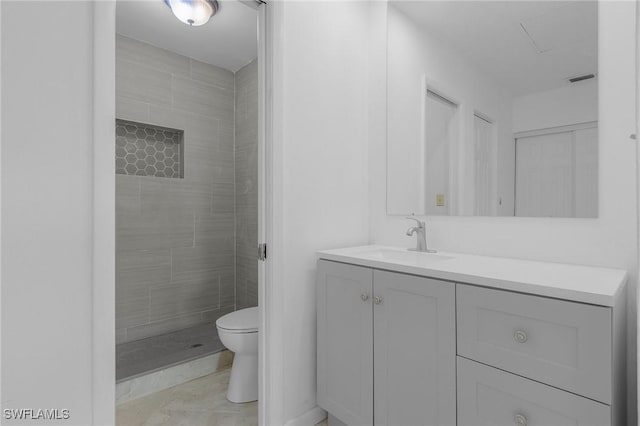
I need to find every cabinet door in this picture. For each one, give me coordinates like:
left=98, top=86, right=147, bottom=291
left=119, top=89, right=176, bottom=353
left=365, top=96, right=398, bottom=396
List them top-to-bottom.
left=317, top=260, right=373, bottom=426
left=373, top=271, right=456, bottom=426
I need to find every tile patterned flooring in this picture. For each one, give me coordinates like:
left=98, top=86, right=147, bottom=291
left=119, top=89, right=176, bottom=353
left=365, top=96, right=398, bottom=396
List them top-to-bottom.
left=117, top=367, right=329, bottom=426
left=117, top=368, right=256, bottom=426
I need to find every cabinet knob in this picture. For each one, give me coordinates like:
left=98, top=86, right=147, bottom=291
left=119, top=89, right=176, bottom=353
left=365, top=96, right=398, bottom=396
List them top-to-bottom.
left=361, top=293, right=369, bottom=302
left=374, top=296, right=383, bottom=305
left=514, top=330, right=528, bottom=343
left=514, top=414, right=527, bottom=426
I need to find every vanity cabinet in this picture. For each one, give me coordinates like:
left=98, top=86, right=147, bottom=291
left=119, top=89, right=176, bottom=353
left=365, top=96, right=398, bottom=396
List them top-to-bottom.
left=316, top=252, right=626, bottom=426
left=316, top=260, right=456, bottom=426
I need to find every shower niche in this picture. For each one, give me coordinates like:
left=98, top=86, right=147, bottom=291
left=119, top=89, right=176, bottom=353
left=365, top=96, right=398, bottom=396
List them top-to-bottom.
left=115, top=119, right=184, bottom=179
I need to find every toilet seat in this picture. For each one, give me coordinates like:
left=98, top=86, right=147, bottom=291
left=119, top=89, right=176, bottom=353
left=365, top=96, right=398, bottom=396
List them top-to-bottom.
left=216, top=307, right=259, bottom=333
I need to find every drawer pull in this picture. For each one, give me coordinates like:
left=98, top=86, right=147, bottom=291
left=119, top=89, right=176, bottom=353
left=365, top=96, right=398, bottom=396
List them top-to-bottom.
left=361, top=293, right=369, bottom=302
left=374, top=296, right=383, bottom=305
left=514, top=330, right=528, bottom=343
left=514, top=414, right=527, bottom=426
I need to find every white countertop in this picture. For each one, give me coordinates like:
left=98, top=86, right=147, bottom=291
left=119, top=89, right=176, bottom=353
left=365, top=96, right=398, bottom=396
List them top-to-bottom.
left=317, top=245, right=628, bottom=306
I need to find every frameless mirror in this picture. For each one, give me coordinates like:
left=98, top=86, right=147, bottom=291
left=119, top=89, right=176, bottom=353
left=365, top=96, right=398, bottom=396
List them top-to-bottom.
left=386, top=1, right=598, bottom=218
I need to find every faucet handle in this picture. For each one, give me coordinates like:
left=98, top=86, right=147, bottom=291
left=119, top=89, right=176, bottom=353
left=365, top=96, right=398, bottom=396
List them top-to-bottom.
left=405, top=216, right=425, bottom=228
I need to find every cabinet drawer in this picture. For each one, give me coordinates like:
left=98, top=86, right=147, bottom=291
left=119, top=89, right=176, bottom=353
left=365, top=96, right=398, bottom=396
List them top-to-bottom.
left=456, top=284, right=612, bottom=403
left=457, top=357, right=611, bottom=426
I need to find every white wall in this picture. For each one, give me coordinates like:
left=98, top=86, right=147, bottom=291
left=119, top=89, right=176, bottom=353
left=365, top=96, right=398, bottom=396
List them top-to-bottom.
left=268, top=1, right=371, bottom=424
left=1, top=2, right=114, bottom=425
left=371, top=2, right=638, bottom=422
left=386, top=5, right=515, bottom=217
left=513, top=79, right=598, bottom=133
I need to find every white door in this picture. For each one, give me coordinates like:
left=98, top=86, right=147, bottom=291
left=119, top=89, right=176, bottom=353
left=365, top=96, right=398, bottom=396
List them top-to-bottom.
left=424, top=90, right=457, bottom=215
left=474, top=114, right=494, bottom=216
left=515, top=124, right=598, bottom=217
left=574, top=127, right=598, bottom=217
left=515, top=131, right=575, bottom=217
left=317, top=260, right=373, bottom=426
left=373, top=270, right=456, bottom=426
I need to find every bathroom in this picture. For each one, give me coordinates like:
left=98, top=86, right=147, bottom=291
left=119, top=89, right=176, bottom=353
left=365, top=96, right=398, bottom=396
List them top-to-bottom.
left=112, top=0, right=262, bottom=423
left=0, top=1, right=638, bottom=426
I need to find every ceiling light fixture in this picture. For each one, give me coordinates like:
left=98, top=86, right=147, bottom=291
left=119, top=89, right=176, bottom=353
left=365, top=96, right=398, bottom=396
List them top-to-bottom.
left=164, top=0, right=219, bottom=27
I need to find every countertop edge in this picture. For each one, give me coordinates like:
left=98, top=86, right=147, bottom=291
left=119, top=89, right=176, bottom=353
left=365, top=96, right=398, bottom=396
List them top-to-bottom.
left=316, top=248, right=628, bottom=308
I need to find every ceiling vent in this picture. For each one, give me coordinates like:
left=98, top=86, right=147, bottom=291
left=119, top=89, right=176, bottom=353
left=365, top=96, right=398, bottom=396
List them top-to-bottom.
left=568, top=74, right=596, bottom=83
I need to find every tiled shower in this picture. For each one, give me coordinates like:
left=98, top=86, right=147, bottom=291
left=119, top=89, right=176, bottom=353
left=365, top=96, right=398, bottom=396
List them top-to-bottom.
left=114, top=35, right=258, bottom=381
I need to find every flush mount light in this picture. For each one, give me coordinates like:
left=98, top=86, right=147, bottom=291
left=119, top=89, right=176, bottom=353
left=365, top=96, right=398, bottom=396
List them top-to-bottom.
left=164, top=0, right=219, bottom=27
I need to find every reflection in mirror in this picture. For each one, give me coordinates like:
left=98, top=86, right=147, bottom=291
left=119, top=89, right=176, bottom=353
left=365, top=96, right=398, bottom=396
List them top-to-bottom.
left=386, top=1, right=598, bottom=218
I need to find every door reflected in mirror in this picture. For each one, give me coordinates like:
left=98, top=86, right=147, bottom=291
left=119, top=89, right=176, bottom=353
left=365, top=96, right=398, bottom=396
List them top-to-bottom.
left=386, top=1, right=598, bottom=218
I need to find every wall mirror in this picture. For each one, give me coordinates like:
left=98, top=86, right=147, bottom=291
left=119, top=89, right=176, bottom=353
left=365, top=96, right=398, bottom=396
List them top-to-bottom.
left=386, top=1, right=598, bottom=217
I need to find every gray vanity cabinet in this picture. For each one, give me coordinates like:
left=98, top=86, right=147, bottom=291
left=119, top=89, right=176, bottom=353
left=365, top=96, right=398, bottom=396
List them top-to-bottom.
left=317, top=247, right=626, bottom=426
left=317, top=260, right=456, bottom=426
left=316, top=261, right=374, bottom=426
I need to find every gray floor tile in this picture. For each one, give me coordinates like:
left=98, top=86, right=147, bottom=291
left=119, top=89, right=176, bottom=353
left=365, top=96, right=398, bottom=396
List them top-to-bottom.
left=116, top=322, right=225, bottom=382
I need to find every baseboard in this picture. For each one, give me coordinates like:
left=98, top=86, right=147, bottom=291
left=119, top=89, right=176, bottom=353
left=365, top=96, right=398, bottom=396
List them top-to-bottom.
left=116, top=350, right=233, bottom=405
left=284, top=405, right=328, bottom=426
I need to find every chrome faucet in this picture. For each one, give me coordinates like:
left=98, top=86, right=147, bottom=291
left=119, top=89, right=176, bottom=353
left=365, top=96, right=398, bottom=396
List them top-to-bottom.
left=406, top=217, right=436, bottom=253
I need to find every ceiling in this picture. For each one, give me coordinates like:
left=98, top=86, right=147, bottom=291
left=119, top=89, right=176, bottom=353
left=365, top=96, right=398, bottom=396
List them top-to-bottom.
left=116, top=0, right=258, bottom=73
left=391, top=1, right=597, bottom=96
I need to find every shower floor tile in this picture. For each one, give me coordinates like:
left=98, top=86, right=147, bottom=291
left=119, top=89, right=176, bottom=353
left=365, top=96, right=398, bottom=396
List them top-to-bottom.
left=117, top=322, right=225, bottom=382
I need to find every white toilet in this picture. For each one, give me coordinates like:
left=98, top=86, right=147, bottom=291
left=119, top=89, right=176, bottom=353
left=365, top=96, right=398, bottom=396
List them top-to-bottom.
left=216, top=307, right=259, bottom=403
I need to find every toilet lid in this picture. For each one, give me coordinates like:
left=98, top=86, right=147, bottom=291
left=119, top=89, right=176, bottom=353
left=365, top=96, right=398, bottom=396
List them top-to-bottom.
left=216, top=307, right=259, bottom=332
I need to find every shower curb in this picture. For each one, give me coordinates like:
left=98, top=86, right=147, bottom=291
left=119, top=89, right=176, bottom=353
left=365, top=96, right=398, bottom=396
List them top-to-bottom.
left=115, top=350, right=233, bottom=405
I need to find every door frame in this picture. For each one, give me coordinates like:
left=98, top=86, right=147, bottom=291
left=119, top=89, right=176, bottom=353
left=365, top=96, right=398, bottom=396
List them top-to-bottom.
left=91, top=1, right=274, bottom=424
left=256, top=1, right=277, bottom=425
left=92, top=2, right=116, bottom=424
left=514, top=121, right=598, bottom=140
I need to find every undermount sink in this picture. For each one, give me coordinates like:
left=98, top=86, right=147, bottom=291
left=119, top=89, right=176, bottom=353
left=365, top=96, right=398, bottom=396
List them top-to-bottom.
left=357, top=247, right=454, bottom=266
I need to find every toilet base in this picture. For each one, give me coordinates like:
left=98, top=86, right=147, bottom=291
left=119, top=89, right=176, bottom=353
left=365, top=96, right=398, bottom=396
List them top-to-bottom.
left=226, top=353, right=258, bottom=403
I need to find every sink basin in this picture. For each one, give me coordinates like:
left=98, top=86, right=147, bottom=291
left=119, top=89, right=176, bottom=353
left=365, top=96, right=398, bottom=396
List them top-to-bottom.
left=359, top=247, right=454, bottom=266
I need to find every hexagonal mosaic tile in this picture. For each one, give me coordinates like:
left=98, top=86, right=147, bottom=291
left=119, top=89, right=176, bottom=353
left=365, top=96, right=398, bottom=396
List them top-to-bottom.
left=115, top=119, right=183, bottom=178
